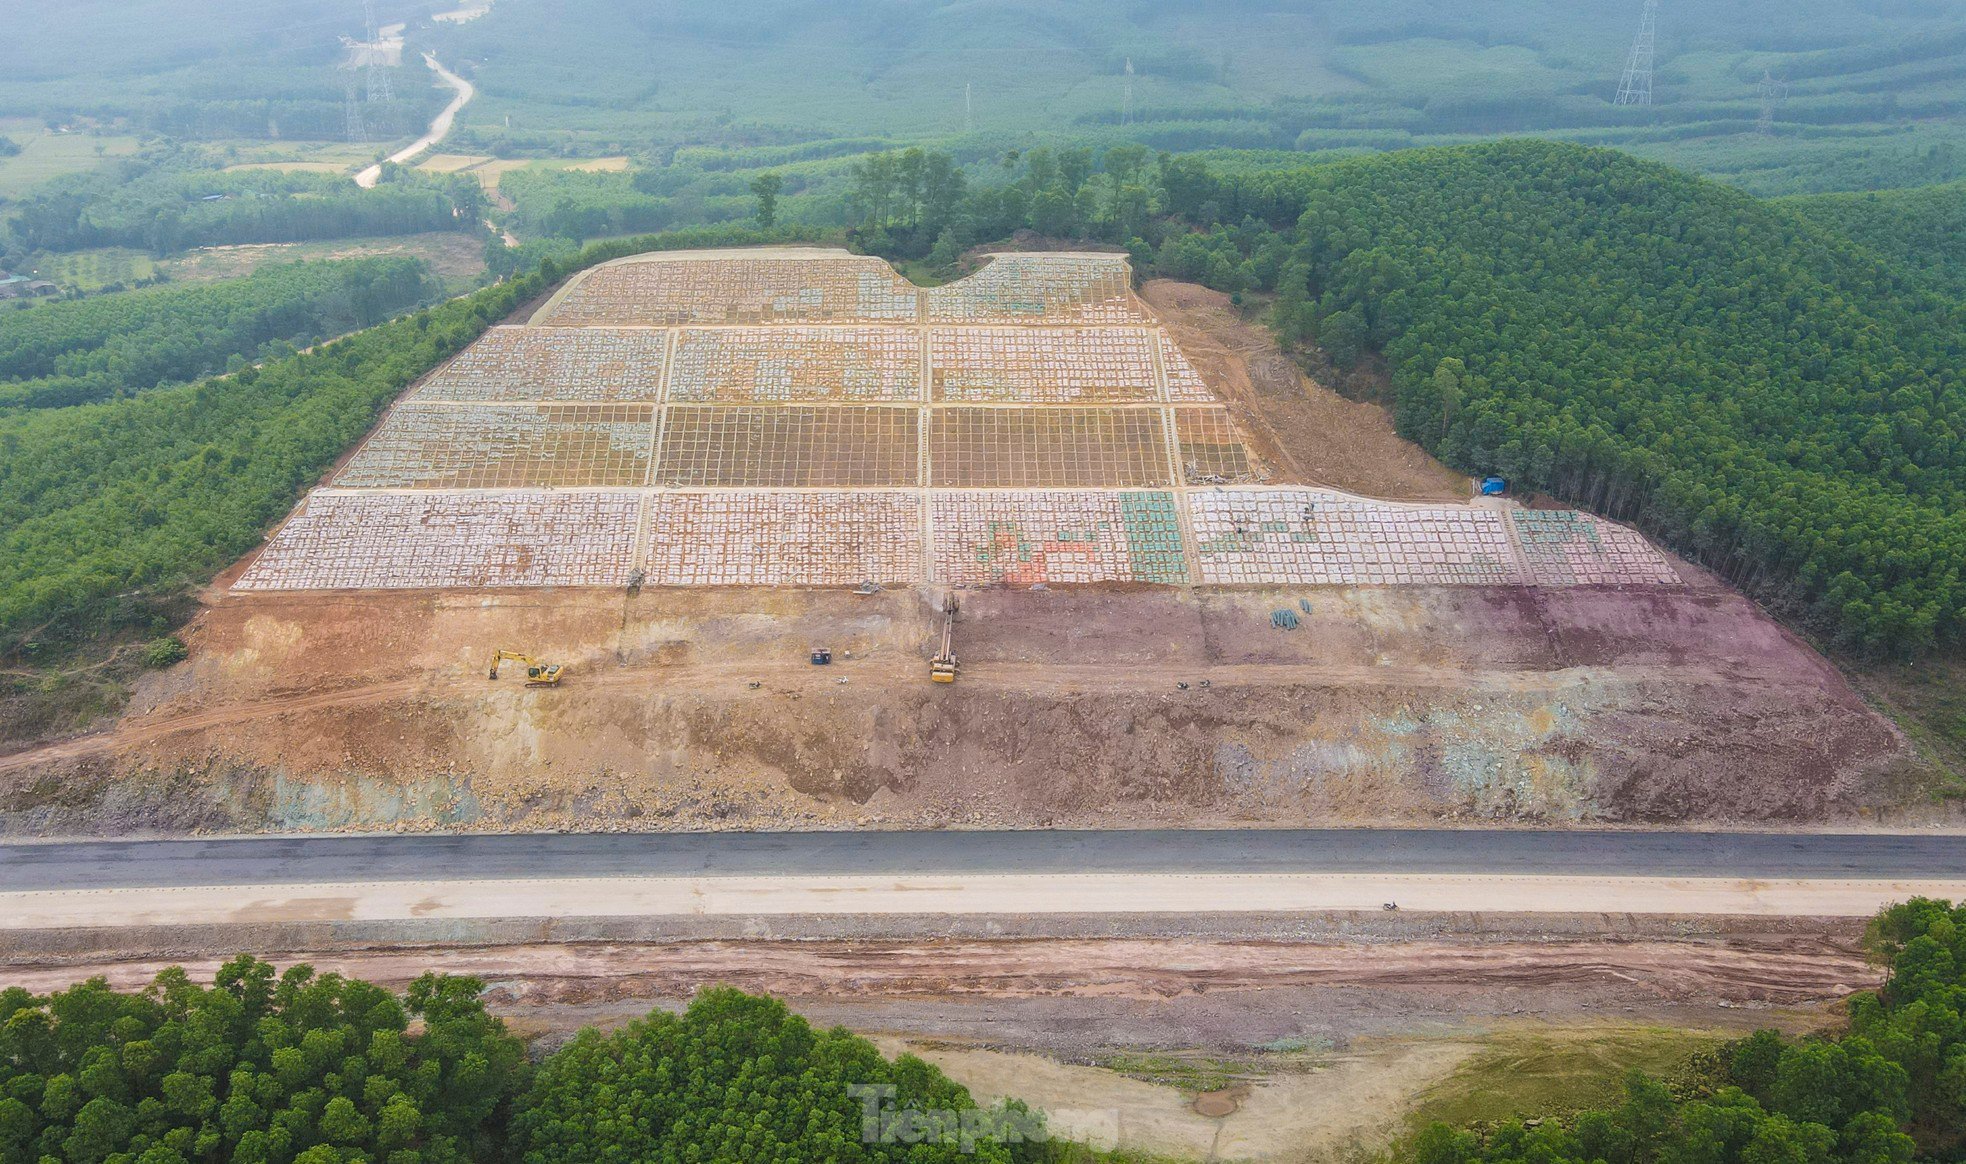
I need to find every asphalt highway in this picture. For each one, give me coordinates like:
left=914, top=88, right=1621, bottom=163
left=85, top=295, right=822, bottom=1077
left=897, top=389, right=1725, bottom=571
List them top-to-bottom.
left=3, top=828, right=1962, bottom=892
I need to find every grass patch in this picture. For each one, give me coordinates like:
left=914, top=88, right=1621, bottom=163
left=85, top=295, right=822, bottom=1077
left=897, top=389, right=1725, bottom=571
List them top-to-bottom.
left=0, top=121, right=140, bottom=199
left=1846, top=653, right=1966, bottom=798
left=1406, top=1026, right=1730, bottom=1132
left=1087, top=1050, right=1317, bottom=1096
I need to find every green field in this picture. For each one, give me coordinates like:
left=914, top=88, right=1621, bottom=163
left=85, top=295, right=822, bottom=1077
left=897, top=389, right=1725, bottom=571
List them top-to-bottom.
left=0, top=119, right=139, bottom=199
left=27, top=247, right=155, bottom=292
left=1406, top=1027, right=1731, bottom=1131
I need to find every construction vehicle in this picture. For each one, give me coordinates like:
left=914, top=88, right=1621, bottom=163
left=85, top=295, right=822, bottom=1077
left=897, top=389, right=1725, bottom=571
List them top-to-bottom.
left=929, top=598, right=959, bottom=683
left=487, top=650, right=564, bottom=686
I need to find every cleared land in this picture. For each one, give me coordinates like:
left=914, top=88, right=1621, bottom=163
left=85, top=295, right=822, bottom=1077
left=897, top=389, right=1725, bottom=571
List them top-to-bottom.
left=0, top=248, right=1913, bottom=835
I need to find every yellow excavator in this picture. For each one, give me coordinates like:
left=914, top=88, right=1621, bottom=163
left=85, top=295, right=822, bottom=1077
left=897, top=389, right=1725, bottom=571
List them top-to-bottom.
left=929, top=598, right=959, bottom=683
left=488, top=650, right=565, bottom=687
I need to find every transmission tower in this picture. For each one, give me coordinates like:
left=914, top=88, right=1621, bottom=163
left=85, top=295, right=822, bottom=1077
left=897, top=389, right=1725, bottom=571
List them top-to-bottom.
left=364, top=0, right=394, bottom=104
left=1614, top=0, right=1659, bottom=106
left=1123, top=56, right=1135, bottom=125
left=1756, top=69, right=1788, bottom=135
left=342, top=74, right=369, bottom=143
left=964, top=81, right=973, bottom=134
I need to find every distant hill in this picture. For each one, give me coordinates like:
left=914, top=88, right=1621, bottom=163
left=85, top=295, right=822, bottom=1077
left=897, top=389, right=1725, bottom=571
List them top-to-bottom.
left=425, top=0, right=1966, bottom=193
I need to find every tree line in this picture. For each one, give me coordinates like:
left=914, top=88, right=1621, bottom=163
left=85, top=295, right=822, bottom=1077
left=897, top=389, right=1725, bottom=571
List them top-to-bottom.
left=3, top=151, right=482, bottom=261
left=0, top=259, right=439, bottom=410
left=8, top=898, right=1966, bottom=1162
left=0, top=965, right=1053, bottom=1163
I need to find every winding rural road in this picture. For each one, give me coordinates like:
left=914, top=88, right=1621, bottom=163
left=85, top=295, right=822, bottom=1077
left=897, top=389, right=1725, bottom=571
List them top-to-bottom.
left=354, top=52, right=474, bottom=188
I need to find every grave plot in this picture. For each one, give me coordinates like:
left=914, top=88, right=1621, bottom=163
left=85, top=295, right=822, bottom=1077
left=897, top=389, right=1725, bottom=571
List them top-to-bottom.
left=927, top=254, right=1147, bottom=324
left=539, top=255, right=920, bottom=326
left=929, top=326, right=1159, bottom=403
left=407, top=327, right=668, bottom=403
left=668, top=327, right=919, bottom=403
left=1158, top=333, right=1217, bottom=403
left=332, top=404, right=655, bottom=489
left=654, top=405, right=920, bottom=487
left=928, top=407, right=1171, bottom=488
left=1176, top=408, right=1257, bottom=483
left=1190, top=489, right=1525, bottom=586
left=931, top=490, right=1188, bottom=586
left=234, top=491, right=642, bottom=590
left=643, top=491, right=924, bottom=586
left=1510, top=510, right=1681, bottom=585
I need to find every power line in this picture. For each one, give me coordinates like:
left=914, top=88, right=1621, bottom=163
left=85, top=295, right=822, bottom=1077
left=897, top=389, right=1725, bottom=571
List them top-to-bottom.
left=1614, top=0, right=1659, bottom=107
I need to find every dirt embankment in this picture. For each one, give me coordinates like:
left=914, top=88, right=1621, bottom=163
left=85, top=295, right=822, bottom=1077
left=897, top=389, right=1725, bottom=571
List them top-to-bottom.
left=0, top=577, right=1912, bottom=834
left=0, top=932, right=1872, bottom=1048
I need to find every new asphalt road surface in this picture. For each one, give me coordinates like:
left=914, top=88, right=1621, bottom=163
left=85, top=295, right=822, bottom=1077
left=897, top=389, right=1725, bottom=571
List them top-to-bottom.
left=4, top=828, right=1964, bottom=891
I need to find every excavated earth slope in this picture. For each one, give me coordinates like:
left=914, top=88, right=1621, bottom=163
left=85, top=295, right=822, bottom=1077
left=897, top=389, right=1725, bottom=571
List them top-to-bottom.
left=0, top=251, right=1910, bottom=833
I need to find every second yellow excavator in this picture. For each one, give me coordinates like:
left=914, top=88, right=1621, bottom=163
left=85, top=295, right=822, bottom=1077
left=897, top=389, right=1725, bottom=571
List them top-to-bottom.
left=488, top=650, right=565, bottom=686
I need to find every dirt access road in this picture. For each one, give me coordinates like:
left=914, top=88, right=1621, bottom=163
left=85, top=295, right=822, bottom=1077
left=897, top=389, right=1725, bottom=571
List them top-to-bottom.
left=354, top=53, right=473, bottom=188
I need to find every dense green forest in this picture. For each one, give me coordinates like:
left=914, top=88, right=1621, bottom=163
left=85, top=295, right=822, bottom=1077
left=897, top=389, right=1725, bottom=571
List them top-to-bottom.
left=2, top=155, right=481, bottom=260
left=1781, top=179, right=1966, bottom=301
left=0, top=224, right=790, bottom=661
left=0, top=259, right=439, bottom=410
left=6, top=899, right=1966, bottom=1162
left=0, top=958, right=528, bottom=1163
left=0, top=966, right=1039, bottom=1163
left=513, top=989, right=1046, bottom=1162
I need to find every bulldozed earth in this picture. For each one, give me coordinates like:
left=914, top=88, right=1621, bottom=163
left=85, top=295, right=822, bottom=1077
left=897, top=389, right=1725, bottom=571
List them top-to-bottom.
left=0, top=274, right=1912, bottom=834
left=0, top=576, right=1910, bottom=833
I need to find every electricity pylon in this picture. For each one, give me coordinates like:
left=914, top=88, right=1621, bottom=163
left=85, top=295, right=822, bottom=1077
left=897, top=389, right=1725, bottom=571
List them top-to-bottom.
left=1614, top=0, right=1659, bottom=106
